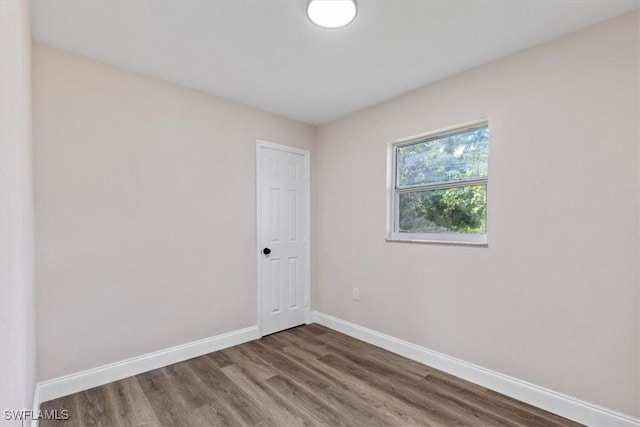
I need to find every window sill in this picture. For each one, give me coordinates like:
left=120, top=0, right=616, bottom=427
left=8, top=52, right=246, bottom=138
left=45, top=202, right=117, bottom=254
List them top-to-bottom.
left=385, top=238, right=488, bottom=247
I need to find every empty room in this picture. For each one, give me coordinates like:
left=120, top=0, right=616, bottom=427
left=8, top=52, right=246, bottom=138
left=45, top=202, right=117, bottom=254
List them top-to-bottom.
left=1, top=0, right=639, bottom=426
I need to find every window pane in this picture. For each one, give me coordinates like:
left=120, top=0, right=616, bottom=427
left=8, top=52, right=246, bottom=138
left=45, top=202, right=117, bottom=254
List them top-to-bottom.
left=396, top=127, right=488, bottom=187
left=398, top=185, right=486, bottom=234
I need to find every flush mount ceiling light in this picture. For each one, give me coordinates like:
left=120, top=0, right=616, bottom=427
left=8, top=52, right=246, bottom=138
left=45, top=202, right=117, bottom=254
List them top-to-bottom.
left=307, top=0, right=357, bottom=29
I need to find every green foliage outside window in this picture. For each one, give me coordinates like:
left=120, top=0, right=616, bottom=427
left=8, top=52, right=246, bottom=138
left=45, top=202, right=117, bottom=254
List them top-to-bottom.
left=396, top=127, right=488, bottom=234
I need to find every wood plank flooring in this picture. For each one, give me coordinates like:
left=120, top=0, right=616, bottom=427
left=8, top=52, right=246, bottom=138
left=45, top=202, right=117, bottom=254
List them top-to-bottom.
left=40, top=324, right=583, bottom=426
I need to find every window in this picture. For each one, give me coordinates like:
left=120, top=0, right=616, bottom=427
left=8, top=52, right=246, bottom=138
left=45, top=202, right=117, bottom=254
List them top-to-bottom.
left=389, top=122, right=489, bottom=244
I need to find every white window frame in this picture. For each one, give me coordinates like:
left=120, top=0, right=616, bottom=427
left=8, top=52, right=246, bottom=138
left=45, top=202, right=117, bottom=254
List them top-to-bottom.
left=387, top=121, right=489, bottom=246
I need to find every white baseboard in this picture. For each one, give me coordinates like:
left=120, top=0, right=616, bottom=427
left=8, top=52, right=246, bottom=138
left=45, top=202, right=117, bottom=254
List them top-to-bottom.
left=311, top=311, right=639, bottom=427
left=32, top=315, right=640, bottom=427
left=36, top=326, right=259, bottom=405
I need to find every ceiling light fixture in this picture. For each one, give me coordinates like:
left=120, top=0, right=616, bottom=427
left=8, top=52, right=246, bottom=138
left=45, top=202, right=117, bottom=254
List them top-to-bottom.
left=306, top=0, right=357, bottom=29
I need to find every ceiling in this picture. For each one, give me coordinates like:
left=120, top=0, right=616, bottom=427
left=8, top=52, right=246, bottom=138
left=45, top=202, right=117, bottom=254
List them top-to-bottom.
left=30, top=0, right=638, bottom=125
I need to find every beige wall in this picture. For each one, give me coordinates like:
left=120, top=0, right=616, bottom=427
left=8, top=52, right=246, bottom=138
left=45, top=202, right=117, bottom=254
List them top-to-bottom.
left=0, top=0, right=36, bottom=423
left=314, top=11, right=639, bottom=418
left=32, top=44, right=315, bottom=381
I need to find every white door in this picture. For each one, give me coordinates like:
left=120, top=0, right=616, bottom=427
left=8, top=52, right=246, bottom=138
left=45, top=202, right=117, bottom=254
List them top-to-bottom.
left=257, top=141, right=309, bottom=336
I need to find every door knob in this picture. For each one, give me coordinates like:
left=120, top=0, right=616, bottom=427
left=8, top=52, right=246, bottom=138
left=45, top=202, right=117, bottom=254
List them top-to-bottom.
left=263, top=248, right=271, bottom=255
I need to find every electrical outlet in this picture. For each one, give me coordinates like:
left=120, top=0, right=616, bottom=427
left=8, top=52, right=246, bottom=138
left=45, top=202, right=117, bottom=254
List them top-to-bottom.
left=352, top=287, right=360, bottom=301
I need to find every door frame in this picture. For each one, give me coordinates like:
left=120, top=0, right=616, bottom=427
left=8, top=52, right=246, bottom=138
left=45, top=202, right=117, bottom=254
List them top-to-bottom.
left=255, top=140, right=311, bottom=337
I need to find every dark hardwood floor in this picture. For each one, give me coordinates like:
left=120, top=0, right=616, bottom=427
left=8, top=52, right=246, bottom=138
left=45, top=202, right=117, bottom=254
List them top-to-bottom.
left=40, top=324, right=582, bottom=426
